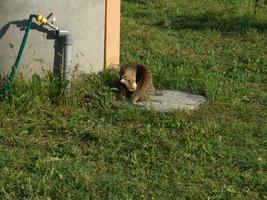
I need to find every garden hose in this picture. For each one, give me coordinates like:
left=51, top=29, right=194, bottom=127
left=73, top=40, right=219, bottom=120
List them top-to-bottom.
left=0, top=14, right=58, bottom=101
left=0, top=15, right=36, bottom=100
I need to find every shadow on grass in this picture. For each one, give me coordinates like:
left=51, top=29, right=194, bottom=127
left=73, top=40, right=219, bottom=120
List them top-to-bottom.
left=123, top=0, right=147, bottom=4
left=158, top=11, right=267, bottom=33
left=80, top=133, right=99, bottom=143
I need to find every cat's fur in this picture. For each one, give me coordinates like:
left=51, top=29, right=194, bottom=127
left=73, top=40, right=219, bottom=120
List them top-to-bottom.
left=120, top=63, right=155, bottom=104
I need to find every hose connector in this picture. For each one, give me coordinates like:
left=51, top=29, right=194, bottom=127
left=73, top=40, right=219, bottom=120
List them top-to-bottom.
left=35, top=14, right=59, bottom=31
left=36, top=15, right=48, bottom=24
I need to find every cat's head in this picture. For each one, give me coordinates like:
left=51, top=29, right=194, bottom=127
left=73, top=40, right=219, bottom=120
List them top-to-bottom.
left=120, top=64, right=138, bottom=92
left=120, top=78, right=137, bottom=92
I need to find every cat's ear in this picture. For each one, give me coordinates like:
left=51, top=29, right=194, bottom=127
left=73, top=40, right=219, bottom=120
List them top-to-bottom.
left=120, top=79, right=126, bottom=83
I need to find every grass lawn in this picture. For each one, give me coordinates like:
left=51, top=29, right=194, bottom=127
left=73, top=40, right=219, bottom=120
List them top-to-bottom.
left=0, top=0, right=267, bottom=199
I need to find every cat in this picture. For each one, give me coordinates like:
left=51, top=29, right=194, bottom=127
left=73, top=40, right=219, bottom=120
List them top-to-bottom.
left=120, top=63, right=155, bottom=104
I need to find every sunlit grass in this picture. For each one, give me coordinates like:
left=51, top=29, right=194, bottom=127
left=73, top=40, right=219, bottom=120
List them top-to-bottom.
left=0, top=0, right=266, bottom=199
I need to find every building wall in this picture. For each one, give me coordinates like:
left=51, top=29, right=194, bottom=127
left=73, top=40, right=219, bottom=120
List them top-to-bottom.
left=0, top=0, right=105, bottom=78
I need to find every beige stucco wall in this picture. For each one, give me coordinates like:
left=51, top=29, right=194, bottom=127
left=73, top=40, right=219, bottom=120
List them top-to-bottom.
left=0, top=0, right=106, bottom=78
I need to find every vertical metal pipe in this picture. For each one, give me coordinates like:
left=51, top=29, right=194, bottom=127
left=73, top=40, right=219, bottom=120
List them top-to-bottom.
left=57, top=29, right=73, bottom=94
left=63, top=41, right=72, bottom=93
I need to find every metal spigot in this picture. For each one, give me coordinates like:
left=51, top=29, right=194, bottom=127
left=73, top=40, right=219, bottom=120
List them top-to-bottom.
left=35, top=14, right=59, bottom=31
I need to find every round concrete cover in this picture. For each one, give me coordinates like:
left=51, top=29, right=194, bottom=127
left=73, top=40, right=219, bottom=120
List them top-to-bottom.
left=137, top=90, right=206, bottom=112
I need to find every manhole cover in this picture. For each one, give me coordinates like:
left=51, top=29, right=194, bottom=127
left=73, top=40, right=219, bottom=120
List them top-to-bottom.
left=136, top=90, right=206, bottom=112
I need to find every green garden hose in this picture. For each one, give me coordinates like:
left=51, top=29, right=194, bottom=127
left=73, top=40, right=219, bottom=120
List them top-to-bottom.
left=0, top=14, right=36, bottom=100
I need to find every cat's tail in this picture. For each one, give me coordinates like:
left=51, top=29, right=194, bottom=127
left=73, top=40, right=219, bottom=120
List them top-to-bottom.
left=135, top=63, right=150, bottom=88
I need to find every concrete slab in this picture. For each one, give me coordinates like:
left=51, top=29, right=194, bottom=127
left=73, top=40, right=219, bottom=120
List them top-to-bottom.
left=136, top=90, right=206, bottom=112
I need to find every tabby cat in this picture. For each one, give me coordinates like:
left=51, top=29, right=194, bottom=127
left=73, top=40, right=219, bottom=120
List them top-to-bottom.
left=120, top=63, right=155, bottom=104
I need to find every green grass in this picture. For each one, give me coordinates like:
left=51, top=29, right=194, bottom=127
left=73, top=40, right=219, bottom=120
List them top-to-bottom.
left=0, top=0, right=267, bottom=199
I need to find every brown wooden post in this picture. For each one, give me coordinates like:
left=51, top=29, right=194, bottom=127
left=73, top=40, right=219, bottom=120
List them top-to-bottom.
left=104, top=0, right=121, bottom=69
